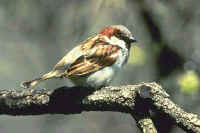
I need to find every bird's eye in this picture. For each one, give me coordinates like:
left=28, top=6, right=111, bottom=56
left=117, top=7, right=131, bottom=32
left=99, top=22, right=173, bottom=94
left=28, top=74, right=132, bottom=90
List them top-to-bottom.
left=115, top=33, right=132, bottom=43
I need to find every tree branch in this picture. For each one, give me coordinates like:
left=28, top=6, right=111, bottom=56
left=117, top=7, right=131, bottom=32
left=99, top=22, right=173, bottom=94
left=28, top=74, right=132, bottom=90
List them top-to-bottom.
left=0, top=82, right=199, bottom=133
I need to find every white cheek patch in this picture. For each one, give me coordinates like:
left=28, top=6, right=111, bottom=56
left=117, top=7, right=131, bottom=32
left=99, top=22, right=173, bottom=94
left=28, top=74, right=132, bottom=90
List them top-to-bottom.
left=104, top=36, right=126, bottom=49
left=110, top=53, right=118, bottom=58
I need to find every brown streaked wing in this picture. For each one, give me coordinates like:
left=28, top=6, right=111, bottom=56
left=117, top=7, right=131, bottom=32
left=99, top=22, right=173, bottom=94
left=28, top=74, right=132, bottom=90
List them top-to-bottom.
left=80, top=34, right=100, bottom=50
left=53, top=35, right=100, bottom=71
left=67, top=44, right=120, bottom=78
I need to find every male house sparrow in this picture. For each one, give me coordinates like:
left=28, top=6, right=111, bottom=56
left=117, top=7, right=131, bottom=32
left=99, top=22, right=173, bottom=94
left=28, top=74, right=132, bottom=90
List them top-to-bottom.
left=21, top=25, right=137, bottom=89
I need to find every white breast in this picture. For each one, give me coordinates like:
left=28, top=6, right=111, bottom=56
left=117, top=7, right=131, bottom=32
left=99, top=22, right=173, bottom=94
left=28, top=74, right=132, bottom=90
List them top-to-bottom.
left=70, top=36, right=129, bottom=89
left=85, top=37, right=129, bottom=89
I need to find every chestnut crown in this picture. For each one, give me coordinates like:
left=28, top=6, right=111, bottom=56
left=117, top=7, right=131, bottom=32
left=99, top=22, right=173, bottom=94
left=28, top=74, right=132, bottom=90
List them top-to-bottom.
left=100, top=25, right=137, bottom=44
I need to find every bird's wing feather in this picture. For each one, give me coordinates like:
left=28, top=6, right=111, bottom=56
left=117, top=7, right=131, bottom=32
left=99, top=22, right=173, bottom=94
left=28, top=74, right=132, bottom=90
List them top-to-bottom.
left=53, top=34, right=99, bottom=71
left=67, top=41, right=120, bottom=78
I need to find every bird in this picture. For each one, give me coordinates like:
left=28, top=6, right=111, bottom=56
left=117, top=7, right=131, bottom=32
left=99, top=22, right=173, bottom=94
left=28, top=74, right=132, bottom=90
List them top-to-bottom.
left=21, top=25, right=137, bottom=89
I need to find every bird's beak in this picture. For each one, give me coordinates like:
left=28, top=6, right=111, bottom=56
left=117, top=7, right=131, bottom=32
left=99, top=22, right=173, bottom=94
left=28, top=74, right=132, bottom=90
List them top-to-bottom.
left=130, top=36, right=137, bottom=43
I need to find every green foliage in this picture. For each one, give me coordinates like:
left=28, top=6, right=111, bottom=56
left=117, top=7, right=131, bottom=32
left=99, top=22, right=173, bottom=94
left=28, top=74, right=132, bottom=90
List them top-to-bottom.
left=128, top=45, right=146, bottom=66
left=178, top=70, right=199, bottom=94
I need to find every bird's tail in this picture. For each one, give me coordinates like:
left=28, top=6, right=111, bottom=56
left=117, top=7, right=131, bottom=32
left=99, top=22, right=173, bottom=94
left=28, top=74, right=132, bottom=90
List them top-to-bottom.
left=21, top=71, right=60, bottom=89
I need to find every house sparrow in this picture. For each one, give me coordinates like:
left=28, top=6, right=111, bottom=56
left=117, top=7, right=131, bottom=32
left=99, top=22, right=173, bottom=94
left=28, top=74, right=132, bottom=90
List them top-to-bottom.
left=21, top=25, right=137, bottom=89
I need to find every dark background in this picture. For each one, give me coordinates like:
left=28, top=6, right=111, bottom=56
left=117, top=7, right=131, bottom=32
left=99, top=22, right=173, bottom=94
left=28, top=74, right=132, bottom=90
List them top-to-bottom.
left=0, top=0, right=200, bottom=133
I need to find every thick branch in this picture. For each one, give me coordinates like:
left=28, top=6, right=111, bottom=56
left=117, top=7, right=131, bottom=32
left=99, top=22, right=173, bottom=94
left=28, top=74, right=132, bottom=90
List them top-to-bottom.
left=0, top=82, right=199, bottom=133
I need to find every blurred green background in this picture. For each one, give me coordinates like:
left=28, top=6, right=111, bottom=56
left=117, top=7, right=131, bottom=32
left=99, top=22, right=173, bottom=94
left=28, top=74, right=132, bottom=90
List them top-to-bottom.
left=0, top=0, right=200, bottom=133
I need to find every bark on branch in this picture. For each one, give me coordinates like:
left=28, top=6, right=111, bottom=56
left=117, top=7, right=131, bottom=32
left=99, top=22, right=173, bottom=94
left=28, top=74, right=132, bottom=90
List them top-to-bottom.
left=0, top=82, right=200, bottom=133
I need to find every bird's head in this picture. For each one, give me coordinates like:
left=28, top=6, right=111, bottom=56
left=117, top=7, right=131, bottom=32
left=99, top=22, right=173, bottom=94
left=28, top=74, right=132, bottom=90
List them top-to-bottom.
left=100, top=25, right=137, bottom=47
